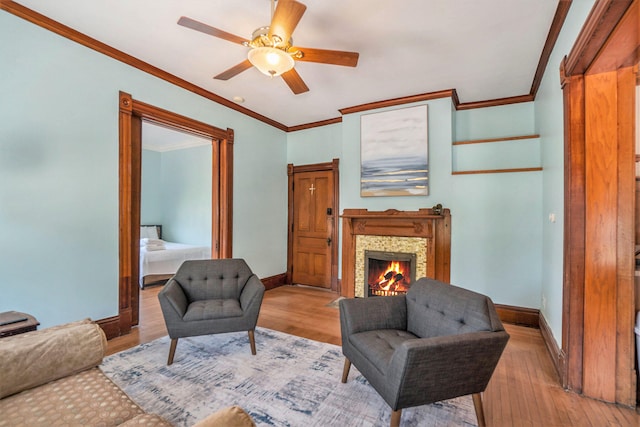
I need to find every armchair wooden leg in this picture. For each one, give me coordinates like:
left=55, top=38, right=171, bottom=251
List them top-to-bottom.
left=248, top=329, right=257, bottom=355
left=167, top=338, right=178, bottom=365
left=341, top=358, right=351, bottom=383
left=472, top=392, right=486, bottom=427
left=390, top=409, right=402, bottom=427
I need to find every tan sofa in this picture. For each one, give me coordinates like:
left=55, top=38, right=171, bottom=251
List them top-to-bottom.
left=0, top=319, right=255, bottom=427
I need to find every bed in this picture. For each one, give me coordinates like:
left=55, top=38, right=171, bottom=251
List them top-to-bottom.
left=139, top=225, right=211, bottom=288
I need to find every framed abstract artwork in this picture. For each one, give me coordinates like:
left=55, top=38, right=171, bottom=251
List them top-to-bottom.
left=360, top=105, right=428, bottom=197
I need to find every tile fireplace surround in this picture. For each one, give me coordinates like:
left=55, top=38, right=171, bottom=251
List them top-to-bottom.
left=340, top=208, right=451, bottom=298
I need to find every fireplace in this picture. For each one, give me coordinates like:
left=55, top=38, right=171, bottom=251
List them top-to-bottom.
left=340, top=208, right=451, bottom=298
left=365, top=250, right=416, bottom=296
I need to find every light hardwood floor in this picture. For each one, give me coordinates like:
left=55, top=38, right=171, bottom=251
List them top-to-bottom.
left=106, top=285, right=640, bottom=426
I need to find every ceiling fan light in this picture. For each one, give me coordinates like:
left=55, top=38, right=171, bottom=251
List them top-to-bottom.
left=248, top=46, right=294, bottom=77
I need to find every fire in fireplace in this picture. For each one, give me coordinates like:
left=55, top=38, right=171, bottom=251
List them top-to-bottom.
left=364, top=250, right=416, bottom=297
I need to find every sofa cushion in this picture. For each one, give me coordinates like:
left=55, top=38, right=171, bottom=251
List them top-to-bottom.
left=0, top=319, right=107, bottom=399
left=0, top=367, right=146, bottom=427
left=192, top=405, right=256, bottom=427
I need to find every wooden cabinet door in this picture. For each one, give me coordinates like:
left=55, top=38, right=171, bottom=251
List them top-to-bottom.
left=292, top=170, right=333, bottom=288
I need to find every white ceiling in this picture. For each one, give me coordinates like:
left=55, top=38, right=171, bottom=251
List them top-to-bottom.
left=16, top=0, right=561, bottom=128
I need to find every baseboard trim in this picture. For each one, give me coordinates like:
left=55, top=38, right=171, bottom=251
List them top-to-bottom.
left=261, top=273, right=288, bottom=290
left=495, top=303, right=539, bottom=328
left=539, top=312, right=566, bottom=383
left=96, top=316, right=121, bottom=340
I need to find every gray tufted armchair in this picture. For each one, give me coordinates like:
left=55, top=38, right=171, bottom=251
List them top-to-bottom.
left=158, top=259, right=265, bottom=365
left=339, top=277, right=509, bottom=427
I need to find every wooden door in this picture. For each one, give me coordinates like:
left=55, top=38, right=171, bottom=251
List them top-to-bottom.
left=289, top=163, right=338, bottom=289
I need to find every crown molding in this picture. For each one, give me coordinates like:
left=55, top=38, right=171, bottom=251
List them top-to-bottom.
left=0, top=0, right=288, bottom=131
left=2, top=0, right=575, bottom=132
left=530, top=0, right=572, bottom=97
left=339, top=90, right=457, bottom=116
left=286, top=117, right=342, bottom=132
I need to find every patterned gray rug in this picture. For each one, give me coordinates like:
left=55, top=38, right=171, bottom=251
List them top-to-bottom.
left=101, top=328, right=476, bottom=427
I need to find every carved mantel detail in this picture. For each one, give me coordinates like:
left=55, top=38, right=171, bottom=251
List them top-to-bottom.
left=340, top=208, right=451, bottom=298
left=355, top=221, right=367, bottom=233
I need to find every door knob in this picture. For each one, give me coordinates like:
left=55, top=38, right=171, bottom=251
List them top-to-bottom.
left=327, top=237, right=332, bottom=246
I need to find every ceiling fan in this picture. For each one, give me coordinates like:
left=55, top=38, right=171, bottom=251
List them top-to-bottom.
left=177, top=0, right=359, bottom=95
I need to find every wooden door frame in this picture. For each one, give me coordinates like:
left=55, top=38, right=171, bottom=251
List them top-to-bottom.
left=561, top=0, right=638, bottom=406
left=113, top=91, right=234, bottom=338
left=287, top=159, right=340, bottom=292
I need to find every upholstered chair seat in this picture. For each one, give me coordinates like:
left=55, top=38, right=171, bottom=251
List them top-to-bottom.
left=158, top=258, right=265, bottom=365
left=339, top=277, right=509, bottom=427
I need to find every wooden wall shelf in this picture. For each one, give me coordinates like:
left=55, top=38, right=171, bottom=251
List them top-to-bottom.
left=452, top=134, right=541, bottom=174
left=453, top=134, right=540, bottom=145
left=452, top=167, right=543, bottom=175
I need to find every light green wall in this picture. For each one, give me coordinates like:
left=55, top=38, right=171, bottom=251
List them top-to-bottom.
left=286, top=0, right=598, bottom=350
left=535, top=0, right=596, bottom=343
left=1, top=2, right=597, bottom=343
left=0, top=11, right=287, bottom=328
left=288, top=98, right=543, bottom=308
left=451, top=102, right=543, bottom=305
left=455, top=103, right=535, bottom=141
left=286, top=123, right=343, bottom=164
left=160, top=145, right=212, bottom=246
left=141, top=147, right=212, bottom=246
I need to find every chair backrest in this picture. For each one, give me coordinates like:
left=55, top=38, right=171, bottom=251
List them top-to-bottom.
left=173, top=259, right=255, bottom=302
left=406, top=277, right=503, bottom=338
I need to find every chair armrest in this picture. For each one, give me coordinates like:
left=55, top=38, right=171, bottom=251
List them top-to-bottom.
left=239, top=275, right=265, bottom=315
left=158, top=278, right=188, bottom=318
left=339, top=296, right=407, bottom=337
left=0, top=320, right=106, bottom=399
left=386, top=331, right=509, bottom=407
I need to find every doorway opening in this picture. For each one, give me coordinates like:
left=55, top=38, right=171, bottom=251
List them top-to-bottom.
left=116, top=91, right=233, bottom=337
left=139, top=122, right=212, bottom=289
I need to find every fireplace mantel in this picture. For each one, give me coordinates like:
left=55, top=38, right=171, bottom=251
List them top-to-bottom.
left=340, top=208, right=451, bottom=297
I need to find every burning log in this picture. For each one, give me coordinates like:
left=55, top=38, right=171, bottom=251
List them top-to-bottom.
left=369, top=271, right=395, bottom=290
left=378, top=271, right=394, bottom=285
left=391, top=274, right=404, bottom=291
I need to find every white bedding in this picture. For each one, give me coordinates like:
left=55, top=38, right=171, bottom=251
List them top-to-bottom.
left=139, top=241, right=210, bottom=287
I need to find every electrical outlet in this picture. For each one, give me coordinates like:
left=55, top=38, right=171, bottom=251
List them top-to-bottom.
left=541, top=294, right=547, bottom=311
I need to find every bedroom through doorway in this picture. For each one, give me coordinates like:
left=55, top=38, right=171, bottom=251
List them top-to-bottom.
left=118, top=92, right=233, bottom=336
left=139, top=122, right=212, bottom=289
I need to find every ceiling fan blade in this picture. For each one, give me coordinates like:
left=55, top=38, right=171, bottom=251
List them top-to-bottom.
left=269, top=0, right=307, bottom=44
left=178, top=16, right=249, bottom=45
left=294, top=47, right=359, bottom=67
left=214, top=60, right=253, bottom=80
left=282, top=68, right=309, bottom=94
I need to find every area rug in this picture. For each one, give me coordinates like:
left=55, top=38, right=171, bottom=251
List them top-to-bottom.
left=101, top=328, right=476, bottom=427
